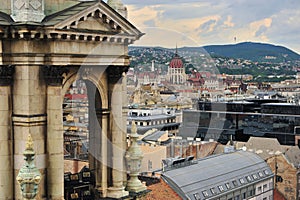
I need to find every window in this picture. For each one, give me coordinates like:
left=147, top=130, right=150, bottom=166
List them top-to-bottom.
left=264, top=169, right=270, bottom=175
left=258, top=171, right=264, bottom=177
left=252, top=174, right=258, bottom=180
left=246, top=175, right=252, bottom=182
left=239, top=178, right=245, bottom=184
left=232, top=180, right=238, bottom=186
left=225, top=182, right=231, bottom=189
left=263, top=184, right=268, bottom=191
left=218, top=185, right=224, bottom=192
left=257, top=186, right=262, bottom=193
left=210, top=187, right=216, bottom=195
left=202, top=190, right=209, bottom=197
left=248, top=190, right=253, bottom=197
left=242, top=192, right=246, bottom=199
left=193, top=193, right=201, bottom=200
left=234, top=195, right=240, bottom=200
left=263, top=198, right=267, bottom=200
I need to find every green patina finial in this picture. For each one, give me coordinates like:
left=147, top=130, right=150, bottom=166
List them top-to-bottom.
left=16, top=134, right=41, bottom=200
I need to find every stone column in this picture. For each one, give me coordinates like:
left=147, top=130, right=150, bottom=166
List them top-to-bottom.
left=0, top=65, right=14, bottom=200
left=13, top=65, right=47, bottom=200
left=42, top=66, right=68, bottom=200
left=106, top=66, right=129, bottom=198
left=85, top=80, right=109, bottom=197
left=98, top=109, right=109, bottom=197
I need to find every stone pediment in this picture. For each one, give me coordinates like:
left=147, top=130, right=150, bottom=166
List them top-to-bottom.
left=43, top=1, right=143, bottom=38
left=76, top=17, right=111, bottom=32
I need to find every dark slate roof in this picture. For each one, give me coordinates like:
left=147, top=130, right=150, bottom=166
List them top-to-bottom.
left=0, top=11, right=13, bottom=25
left=142, top=131, right=166, bottom=142
left=162, top=151, right=273, bottom=200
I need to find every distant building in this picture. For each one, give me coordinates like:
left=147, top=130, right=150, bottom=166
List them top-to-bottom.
left=166, top=47, right=187, bottom=84
left=179, top=100, right=300, bottom=145
left=127, top=108, right=180, bottom=135
left=161, top=151, right=274, bottom=200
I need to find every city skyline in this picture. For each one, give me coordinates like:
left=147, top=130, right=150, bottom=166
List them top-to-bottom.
left=122, top=0, right=300, bottom=54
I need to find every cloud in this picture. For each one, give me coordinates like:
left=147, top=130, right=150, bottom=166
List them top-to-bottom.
left=124, top=0, right=300, bottom=53
left=199, top=19, right=218, bottom=33
left=255, top=26, right=268, bottom=37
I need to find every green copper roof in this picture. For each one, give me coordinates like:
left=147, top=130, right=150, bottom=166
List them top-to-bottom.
left=43, top=1, right=98, bottom=26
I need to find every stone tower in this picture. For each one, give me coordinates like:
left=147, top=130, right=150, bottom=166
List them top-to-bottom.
left=0, top=0, right=143, bottom=199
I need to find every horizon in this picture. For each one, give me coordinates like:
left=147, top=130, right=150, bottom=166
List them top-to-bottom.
left=121, top=0, right=300, bottom=54
left=129, top=41, right=300, bottom=55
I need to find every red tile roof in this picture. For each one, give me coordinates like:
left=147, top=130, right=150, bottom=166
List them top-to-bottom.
left=141, top=179, right=181, bottom=200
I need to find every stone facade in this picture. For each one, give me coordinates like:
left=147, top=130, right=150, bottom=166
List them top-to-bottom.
left=0, top=0, right=143, bottom=199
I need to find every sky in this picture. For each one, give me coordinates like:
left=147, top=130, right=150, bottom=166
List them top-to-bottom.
left=120, top=0, right=300, bottom=54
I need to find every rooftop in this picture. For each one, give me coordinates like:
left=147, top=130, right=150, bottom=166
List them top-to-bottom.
left=162, top=151, right=273, bottom=199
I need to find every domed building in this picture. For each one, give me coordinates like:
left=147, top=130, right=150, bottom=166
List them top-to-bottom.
left=167, top=47, right=187, bottom=84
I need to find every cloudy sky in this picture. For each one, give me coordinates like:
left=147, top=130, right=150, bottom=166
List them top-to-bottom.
left=121, top=0, right=300, bottom=53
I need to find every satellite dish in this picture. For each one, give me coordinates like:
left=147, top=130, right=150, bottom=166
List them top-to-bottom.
left=242, top=146, right=247, bottom=151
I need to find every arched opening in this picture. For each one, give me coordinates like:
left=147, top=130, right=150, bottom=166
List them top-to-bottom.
left=63, top=79, right=103, bottom=199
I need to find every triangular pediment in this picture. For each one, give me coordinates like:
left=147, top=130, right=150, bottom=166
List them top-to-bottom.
left=43, top=1, right=143, bottom=38
left=76, top=17, right=111, bottom=32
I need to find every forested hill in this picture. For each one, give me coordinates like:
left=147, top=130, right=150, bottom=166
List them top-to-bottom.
left=201, top=42, right=300, bottom=63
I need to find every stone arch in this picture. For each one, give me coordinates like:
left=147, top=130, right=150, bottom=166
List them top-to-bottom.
left=61, top=66, right=111, bottom=197
left=62, top=67, right=108, bottom=108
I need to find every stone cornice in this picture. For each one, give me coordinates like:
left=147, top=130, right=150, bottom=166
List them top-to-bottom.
left=0, top=27, right=136, bottom=44
left=0, top=65, right=15, bottom=86
left=41, top=65, right=69, bottom=86
left=12, top=114, right=47, bottom=127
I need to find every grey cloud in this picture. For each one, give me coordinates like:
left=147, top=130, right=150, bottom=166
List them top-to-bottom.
left=144, top=19, right=156, bottom=27
left=199, top=19, right=217, bottom=33
left=255, top=26, right=268, bottom=37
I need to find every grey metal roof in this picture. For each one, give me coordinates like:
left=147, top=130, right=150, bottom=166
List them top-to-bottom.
left=142, top=131, right=166, bottom=142
left=162, top=151, right=273, bottom=200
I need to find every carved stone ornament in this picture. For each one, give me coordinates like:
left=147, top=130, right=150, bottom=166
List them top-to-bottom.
left=11, top=0, right=45, bottom=22
left=0, top=65, right=15, bottom=86
left=106, top=65, right=129, bottom=84
left=42, top=66, right=68, bottom=86
left=125, top=120, right=147, bottom=193
left=16, top=134, right=41, bottom=200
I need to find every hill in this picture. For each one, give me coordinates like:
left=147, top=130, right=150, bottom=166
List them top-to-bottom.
left=201, top=42, right=300, bottom=63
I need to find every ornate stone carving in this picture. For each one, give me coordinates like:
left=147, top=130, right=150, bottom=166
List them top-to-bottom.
left=0, top=65, right=15, bottom=86
left=106, top=65, right=129, bottom=84
left=42, top=66, right=68, bottom=86
left=125, top=121, right=147, bottom=193
left=16, top=134, right=41, bottom=200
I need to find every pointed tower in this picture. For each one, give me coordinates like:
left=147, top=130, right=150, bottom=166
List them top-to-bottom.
left=11, top=0, right=45, bottom=22
left=107, top=0, right=128, bottom=18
